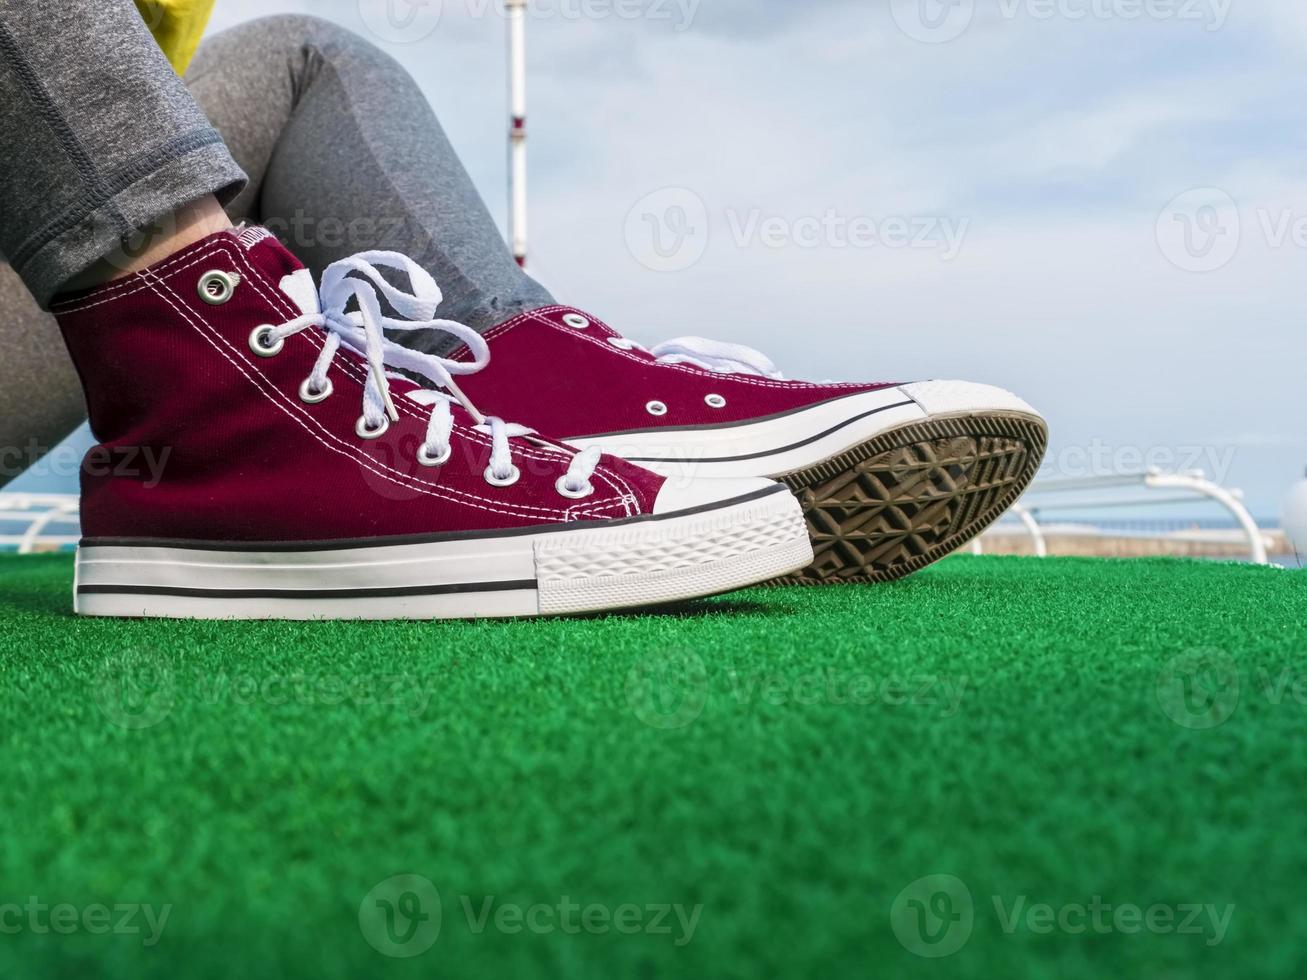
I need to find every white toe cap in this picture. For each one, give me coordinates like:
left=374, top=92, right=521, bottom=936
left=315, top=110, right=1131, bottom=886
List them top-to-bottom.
left=901, top=380, right=1042, bottom=419
left=652, top=476, right=782, bottom=515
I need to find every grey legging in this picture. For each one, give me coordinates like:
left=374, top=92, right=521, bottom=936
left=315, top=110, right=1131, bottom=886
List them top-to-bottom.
left=0, top=12, right=552, bottom=486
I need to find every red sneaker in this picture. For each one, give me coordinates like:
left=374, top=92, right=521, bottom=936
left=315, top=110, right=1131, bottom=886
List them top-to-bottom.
left=52, top=230, right=811, bottom=619
left=450, top=306, right=1049, bottom=584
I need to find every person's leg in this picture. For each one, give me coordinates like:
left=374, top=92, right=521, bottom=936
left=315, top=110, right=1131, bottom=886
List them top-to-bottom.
left=0, top=2, right=245, bottom=306
left=0, top=2, right=247, bottom=487
left=1, top=11, right=544, bottom=484
left=186, top=14, right=552, bottom=338
left=0, top=265, right=84, bottom=489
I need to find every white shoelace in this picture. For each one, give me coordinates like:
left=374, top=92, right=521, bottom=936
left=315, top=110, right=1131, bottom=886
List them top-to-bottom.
left=261, top=251, right=600, bottom=490
left=628, top=335, right=785, bottom=380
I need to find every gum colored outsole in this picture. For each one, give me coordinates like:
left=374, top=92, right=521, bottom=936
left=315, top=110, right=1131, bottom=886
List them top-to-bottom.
left=776, top=412, right=1049, bottom=584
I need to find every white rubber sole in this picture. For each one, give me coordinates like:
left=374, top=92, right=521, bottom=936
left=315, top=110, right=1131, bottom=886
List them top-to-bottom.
left=566, top=381, right=1043, bottom=482
left=566, top=381, right=1048, bottom=584
left=73, top=486, right=812, bottom=620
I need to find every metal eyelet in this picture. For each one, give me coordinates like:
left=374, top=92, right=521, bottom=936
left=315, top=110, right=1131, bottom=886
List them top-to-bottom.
left=198, top=270, right=238, bottom=305
left=561, top=313, right=590, bottom=330
left=249, top=325, right=283, bottom=357
left=607, top=337, right=638, bottom=350
left=298, top=377, right=333, bottom=404
left=705, top=393, right=727, bottom=409
left=645, top=400, right=668, bottom=417
left=356, top=415, right=390, bottom=440
left=417, top=443, right=452, bottom=467
left=484, top=464, right=521, bottom=487
left=555, top=476, right=595, bottom=500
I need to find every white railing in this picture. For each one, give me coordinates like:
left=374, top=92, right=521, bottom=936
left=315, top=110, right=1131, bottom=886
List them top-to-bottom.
left=973, top=469, right=1272, bottom=565
left=0, top=493, right=81, bottom=554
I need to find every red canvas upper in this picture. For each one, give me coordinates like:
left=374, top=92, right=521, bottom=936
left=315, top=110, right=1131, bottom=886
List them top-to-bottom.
left=52, top=231, right=664, bottom=544
left=449, top=305, right=900, bottom=438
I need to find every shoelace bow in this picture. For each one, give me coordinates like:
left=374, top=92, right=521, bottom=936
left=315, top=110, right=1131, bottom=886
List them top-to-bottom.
left=262, top=251, right=600, bottom=491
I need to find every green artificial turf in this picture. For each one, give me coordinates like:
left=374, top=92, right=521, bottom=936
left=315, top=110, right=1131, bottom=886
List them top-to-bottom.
left=0, top=553, right=1304, bottom=979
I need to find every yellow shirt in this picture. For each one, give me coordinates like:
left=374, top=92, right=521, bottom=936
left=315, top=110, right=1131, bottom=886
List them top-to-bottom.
left=135, top=0, right=215, bottom=75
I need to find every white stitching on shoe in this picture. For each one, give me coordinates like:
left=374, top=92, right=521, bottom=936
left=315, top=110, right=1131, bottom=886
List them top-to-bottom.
left=62, top=242, right=644, bottom=520
left=223, top=246, right=638, bottom=517
left=136, top=249, right=626, bottom=521
left=473, top=305, right=870, bottom=392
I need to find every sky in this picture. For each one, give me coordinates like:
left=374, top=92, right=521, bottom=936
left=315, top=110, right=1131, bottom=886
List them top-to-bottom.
left=13, top=0, right=1307, bottom=517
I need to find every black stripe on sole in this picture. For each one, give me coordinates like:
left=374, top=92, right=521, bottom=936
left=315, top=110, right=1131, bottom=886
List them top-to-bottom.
left=774, top=411, right=1049, bottom=585
left=79, top=485, right=788, bottom=553
left=77, top=580, right=537, bottom=600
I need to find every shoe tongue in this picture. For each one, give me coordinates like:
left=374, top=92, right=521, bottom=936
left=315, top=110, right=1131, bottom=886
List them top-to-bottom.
left=230, top=226, right=321, bottom=316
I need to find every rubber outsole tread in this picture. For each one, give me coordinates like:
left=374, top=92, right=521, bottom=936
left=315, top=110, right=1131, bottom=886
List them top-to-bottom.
left=773, top=412, right=1049, bottom=585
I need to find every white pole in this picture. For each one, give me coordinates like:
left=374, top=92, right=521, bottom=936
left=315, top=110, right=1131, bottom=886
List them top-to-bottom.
left=506, top=0, right=528, bottom=268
